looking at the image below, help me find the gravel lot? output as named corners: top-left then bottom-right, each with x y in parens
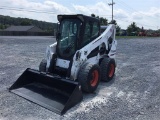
top-left (0, 36), bottom-right (160, 120)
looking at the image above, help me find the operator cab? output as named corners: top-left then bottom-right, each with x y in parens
top-left (56, 14), bottom-right (100, 60)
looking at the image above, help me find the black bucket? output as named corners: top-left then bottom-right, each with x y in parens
top-left (9, 68), bottom-right (83, 115)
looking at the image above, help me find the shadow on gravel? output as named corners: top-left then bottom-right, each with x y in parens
top-left (102, 75), bottom-right (116, 87)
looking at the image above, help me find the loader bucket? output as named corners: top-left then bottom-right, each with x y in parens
top-left (9, 68), bottom-right (83, 115)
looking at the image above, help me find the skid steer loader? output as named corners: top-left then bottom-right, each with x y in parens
top-left (9, 14), bottom-right (117, 115)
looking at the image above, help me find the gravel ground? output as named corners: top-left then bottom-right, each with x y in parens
top-left (0, 36), bottom-right (160, 120)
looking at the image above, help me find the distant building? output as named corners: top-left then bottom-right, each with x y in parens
top-left (4, 26), bottom-right (44, 32)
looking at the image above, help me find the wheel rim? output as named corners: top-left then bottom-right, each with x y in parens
top-left (90, 70), bottom-right (99, 87)
top-left (108, 64), bottom-right (115, 78)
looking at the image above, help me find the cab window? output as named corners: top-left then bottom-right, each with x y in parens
top-left (81, 21), bottom-right (99, 47)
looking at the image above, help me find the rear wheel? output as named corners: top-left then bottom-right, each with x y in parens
top-left (78, 63), bottom-right (101, 93)
top-left (100, 58), bottom-right (115, 82)
top-left (39, 59), bottom-right (47, 72)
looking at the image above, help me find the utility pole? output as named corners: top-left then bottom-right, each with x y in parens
top-left (108, 0), bottom-right (115, 22)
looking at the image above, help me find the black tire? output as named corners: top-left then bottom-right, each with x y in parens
top-left (39, 59), bottom-right (47, 72)
top-left (100, 58), bottom-right (115, 82)
top-left (78, 63), bottom-right (101, 93)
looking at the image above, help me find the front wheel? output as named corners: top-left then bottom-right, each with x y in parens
top-left (100, 58), bottom-right (115, 82)
top-left (39, 59), bottom-right (47, 72)
top-left (78, 63), bottom-right (101, 93)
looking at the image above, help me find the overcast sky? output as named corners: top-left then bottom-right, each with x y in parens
top-left (0, 0), bottom-right (159, 30)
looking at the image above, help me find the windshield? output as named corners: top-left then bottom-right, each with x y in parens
top-left (57, 19), bottom-right (81, 58)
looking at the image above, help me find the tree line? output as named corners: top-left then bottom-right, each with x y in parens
top-left (0, 14), bottom-right (137, 35)
top-left (91, 14), bottom-right (145, 36)
top-left (0, 14), bottom-right (157, 36)
top-left (0, 15), bottom-right (56, 33)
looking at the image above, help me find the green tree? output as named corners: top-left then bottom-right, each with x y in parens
top-left (20, 20), bottom-right (32, 26)
top-left (0, 24), bottom-right (3, 29)
top-left (0, 24), bottom-right (7, 30)
top-left (91, 14), bottom-right (96, 17)
top-left (127, 22), bottom-right (140, 36)
top-left (99, 17), bottom-right (108, 25)
top-left (116, 25), bottom-right (121, 36)
top-left (109, 20), bottom-right (117, 25)
top-left (109, 19), bottom-right (121, 36)
top-left (91, 14), bottom-right (108, 25)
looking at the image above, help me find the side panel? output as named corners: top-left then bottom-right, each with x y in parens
top-left (56, 58), bottom-right (70, 68)
top-left (108, 40), bottom-right (117, 58)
